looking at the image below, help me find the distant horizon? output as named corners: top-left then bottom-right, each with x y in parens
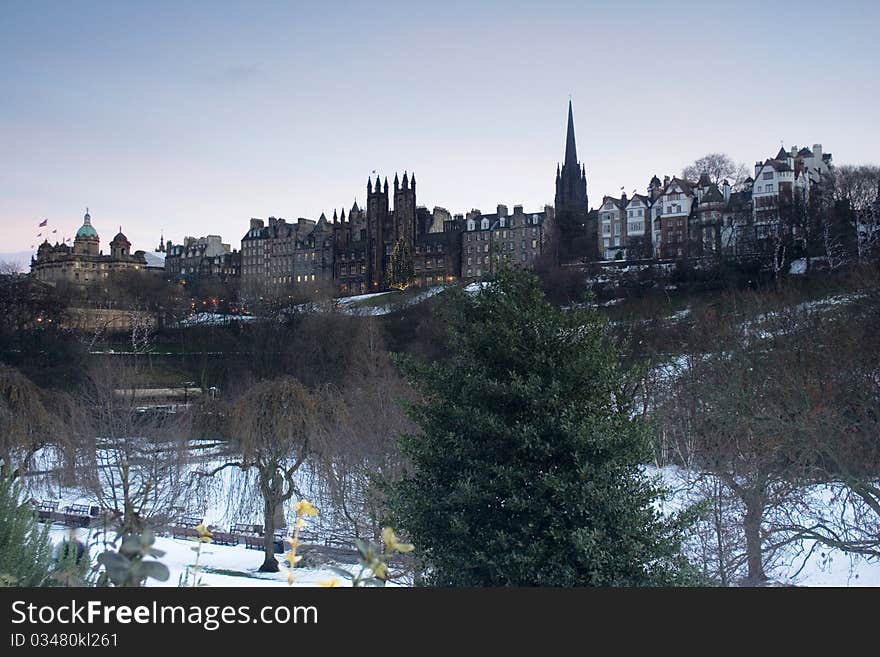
top-left (3, 1), bottom-right (879, 255)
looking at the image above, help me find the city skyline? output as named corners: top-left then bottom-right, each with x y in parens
top-left (3, 0), bottom-right (879, 255)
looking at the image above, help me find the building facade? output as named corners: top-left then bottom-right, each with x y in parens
top-left (164, 235), bottom-right (239, 285)
top-left (31, 210), bottom-right (161, 291)
top-left (461, 204), bottom-right (551, 278)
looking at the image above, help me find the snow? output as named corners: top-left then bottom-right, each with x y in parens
top-left (333, 291), bottom-right (393, 305)
top-left (49, 526), bottom-right (367, 587)
top-left (650, 465), bottom-right (880, 587)
top-left (176, 312), bottom-right (257, 327)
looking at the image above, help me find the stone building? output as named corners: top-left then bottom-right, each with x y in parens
top-left (599, 195), bottom-right (628, 260)
top-left (31, 209), bottom-right (161, 291)
top-left (461, 204), bottom-right (551, 278)
top-left (240, 214), bottom-right (335, 297)
top-left (164, 234), bottom-right (239, 285)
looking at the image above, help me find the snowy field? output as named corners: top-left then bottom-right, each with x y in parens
top-left (49, 526), bottom-right (369, 588)
top-left (653, 465), bottom-right (880, 587)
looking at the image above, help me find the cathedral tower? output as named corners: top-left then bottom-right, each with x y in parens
top-left (554, 101), bottom-right (596, 261)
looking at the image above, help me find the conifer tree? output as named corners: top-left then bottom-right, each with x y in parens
top-left (0, 476), bottom-right (53, 586)
top-left (388, 266), bottom-right (697, 586)
top-left (387, 238), bottom-right (414, 290)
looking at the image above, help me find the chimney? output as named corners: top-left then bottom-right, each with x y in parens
top-left (268, 216), bottom-right (277, 228)
top-left (497, 204), bottom-right (509, 217)
top-left (722, 179), bottom-right (731, 203)
top-left (513, 205), bottom-right (524, 215)
top-left (250, 218), bottom-right (264, 230)
top-left (813, 144), bottom-right (822, 159)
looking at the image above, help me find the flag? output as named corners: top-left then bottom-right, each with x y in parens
top-left (38, 218), bottom-right (48, 227)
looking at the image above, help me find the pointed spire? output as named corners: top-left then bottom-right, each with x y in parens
top-left (564, 100), bottom-right (578, 169)
top-left (367, 177), bottom-right (373, 193)
top-left (410, 172), bottom-right (415, 187)
top-left (333, 209), bottom-right (338, 223)
top-left (394, 172), bottom-right (399, 190)
top-left (402, 171), bottom-right (409, 189)
top-left (383, 177), bottom-right (388, 193)
top-left (340, 208), bottom-right (346, 222)
top-left (376, 175), bottom-right (382, 192)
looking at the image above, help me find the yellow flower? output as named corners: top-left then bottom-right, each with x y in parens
top-left (294, 500), bottom-right (318, 517)
top-left (195, 523), bottom-right (213, 541)
top-left (318, 577), bottom-right (340, 587)
top-left (372, 561), bottom-right (388, 580)
top-left (382, 527), bottom-right (414, 553)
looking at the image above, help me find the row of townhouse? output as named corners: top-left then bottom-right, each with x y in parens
top-left (598, 144), bottom-right (833, 261)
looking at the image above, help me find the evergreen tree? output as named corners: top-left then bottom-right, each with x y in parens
top-left (0, 476), bottom-right (53, 586)
top-left (387, 238), bottom-right (414, 290)
top-left (388, 266), bottom-right (697, 586)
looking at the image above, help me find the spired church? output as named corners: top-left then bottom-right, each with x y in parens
top-left (30, 209), bottom-right (162, 291)
top-left (553, 100), bottom-right (596, 262)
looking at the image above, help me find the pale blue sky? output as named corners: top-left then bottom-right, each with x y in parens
top-left (2, 0), bottom-right (878, 254)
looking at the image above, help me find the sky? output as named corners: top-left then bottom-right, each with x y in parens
top-left (2, 0), bottom-right (879, 256)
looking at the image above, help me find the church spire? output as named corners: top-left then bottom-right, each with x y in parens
top-left (564, 99), bottom-right (578, 169)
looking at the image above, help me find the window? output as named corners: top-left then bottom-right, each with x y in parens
top-left (763, 172), bottom-right (773, 180)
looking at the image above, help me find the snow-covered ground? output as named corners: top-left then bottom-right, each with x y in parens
top-left (50, 526), bottom-right (366, 587)
top-left (652, 465), bottom-right (880, 587)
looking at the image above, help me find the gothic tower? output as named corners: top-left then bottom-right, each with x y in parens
top-left (393, 171), bottom-right (417, 246)
top-left (366, 175), bottom-right (389, 288)
top-left (554, 101), bottom-right (596, 261)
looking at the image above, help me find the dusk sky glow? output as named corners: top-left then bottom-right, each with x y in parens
top-left (2, 0), bottom-right (878, 257)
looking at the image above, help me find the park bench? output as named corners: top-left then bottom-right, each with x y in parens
top-left (170, 514), bottom-right (204, 539)
top-left (231, 522), bottom-right (262, 536)
top-left (63, 504), bottom-right (92, 527)
top-left (210, 528), bottom-right (238, 546)
top-left (35, 500), bottom-right (58, 521)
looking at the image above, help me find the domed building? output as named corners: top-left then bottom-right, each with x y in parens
top-left (31, 209), bottom-right (162, 291)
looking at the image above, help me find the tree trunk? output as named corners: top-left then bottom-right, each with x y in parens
top-left (259, 494), bottom-right (279, 572)
top-left (742, 494), bottom-right (766, 585)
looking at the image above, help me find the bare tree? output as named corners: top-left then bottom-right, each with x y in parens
top-left (655, 291), bottom-right (822, 584)
top-left (0, 365), bottom-right (61, 480)
top-left (831, 165), bottom-right (880, 261)
top-left (682, 153), bottom-right (750, 188)
top-left (311, 318), bottom-right (412, 542)
top-left (214, 377), bottom-right (319, 572)
top-left (71, 360), bottom-right (194, 534)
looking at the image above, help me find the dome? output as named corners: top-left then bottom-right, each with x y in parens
top-left (76, 224), bottom-right (98, 239)
top-left (75, 209), bottom-right (98, 239)
top-left (112, 231), bottom-right (129, 243)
